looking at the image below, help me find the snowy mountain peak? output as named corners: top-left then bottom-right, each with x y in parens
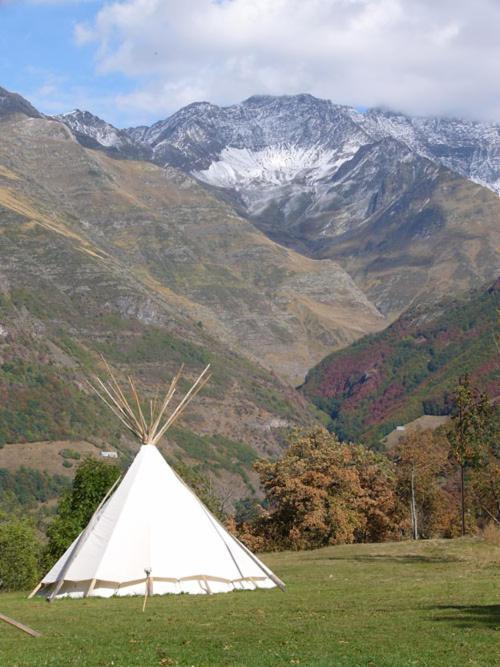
top-left (56, 109), bottom-right (129, 149)
top-left (55, 92), bottom-right (500, 197)
top-left (56, 108), bottom-right (152, 160)
top-left (124, 94), bottom-right (369, 173)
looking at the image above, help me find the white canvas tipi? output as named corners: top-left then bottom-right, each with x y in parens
top-left (32, 363), bottom-right (284, 599)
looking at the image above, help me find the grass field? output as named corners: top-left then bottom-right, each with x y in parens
top-left (0, 538), bottom-right (498, 667)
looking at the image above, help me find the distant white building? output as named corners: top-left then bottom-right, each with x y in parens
top-left (100, 451), bottom-right (118, 459)
top-left (396, 426), bottom-right (405, 432)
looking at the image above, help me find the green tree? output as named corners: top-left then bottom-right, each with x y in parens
top-left (448, 376), bottom-right (495, 535)
top-left (234, 496), bottom-right (263, 524)
top-left (0, 514), bottom-right (41, 591)
top-left (44, 458), bottom-right (121, 567)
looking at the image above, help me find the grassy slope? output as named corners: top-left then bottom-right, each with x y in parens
top-left (0, 109), bottom-right (381, 501)
top-left (0, 539), bottom-right (498, 666)
top-left (0, 114), bottom-right (384, 384)
top-left (301, 281), bottom-right (500, 444)
top-left (0, 113), bottom-right (334, 499)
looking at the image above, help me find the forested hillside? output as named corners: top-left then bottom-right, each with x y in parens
top-left (302, 280), bottom-right (500, 444)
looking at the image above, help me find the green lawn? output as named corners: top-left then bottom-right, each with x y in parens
top-left (1, 539), bottom-right (498, 667)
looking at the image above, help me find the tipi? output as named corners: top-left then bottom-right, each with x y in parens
top-left (32, 363), bottom-right (284, 600)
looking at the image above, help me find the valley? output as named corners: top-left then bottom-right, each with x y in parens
top-left (0, 85), bottom-right (498, 506)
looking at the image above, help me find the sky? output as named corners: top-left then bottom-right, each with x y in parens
top-left (1, 0), bottom-right (500, 128)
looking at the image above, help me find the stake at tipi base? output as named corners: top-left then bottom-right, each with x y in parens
top-left (33, 361), bottom-right (284, 599)
top-left (142, 569), bottom-right (153, 612)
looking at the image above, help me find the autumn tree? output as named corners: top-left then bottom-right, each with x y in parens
top-left (448, 376), bottom-right (495, 535)
top-left (469, 455), bottom-right (500, 528)
top-left (249, 428), bottom-right (400, 550)
top-left (392, 429), bottom-right (453, 539)
top-left (468, 404), bottom-right (499, 528)
top-left (349, 443), bottom-right (402, 542)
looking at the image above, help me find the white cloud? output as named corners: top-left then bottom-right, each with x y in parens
top-left (76, 0), bottom-right (500, 121)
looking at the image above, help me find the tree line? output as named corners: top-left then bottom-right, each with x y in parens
top-left (232, 377), bottom-right (498, 551)
top-left (0, 376), bottom-right (497, 591)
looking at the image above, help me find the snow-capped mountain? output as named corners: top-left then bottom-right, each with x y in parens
top-left (56, 94), bottom-right (500, 315)
top-left (356, 108), bottom-right (500, 194)
top-left (57, 94), bottom-right (500, 200)
top-left (129, 95), bottom-right (370, 168)
top-left (119, 94), bottom-right (500, 197)
top-left (123, 95), bottom-right (500, 258)
top-left (123, 95), bottom-right (380, 240)
top-left (55, 109), bottom-right (151, 160)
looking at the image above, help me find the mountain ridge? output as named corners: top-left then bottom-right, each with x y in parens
top-left (49, 90), bottom-right (500, 317)
top-left (21, 88), bottom-right (497, 199)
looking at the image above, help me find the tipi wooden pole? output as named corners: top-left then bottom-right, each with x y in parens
top-left (151, 365), bottom-right (211, 445)
top-left (0, 613), bottom-right (42, 638)
top-left (27, 582), bottom-right (41, 599)
top-left (148, 367), bottom-right (183, 438)
top-left (142, 570), bottom-right (153, 612)
top-left (203, 576), bottom-right (213, 594)
top-left (85, 578), bottom-right (97, 598)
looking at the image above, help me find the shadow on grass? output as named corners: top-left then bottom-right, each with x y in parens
top-left (324, 554), bottom-right (460, 564)
top-left (430, 604), bottom-right (500, 629)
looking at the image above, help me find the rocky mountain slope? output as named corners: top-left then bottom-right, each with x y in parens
top-left (0, 85), bottom-right (41, 119)
top-left (58, 93), bottom-right (500, 317)
top-left (301, 279), bottom-right (500, 445)
top-left (2, 89), bottom-right (387, 383)
top-left (357, 108), bottom-right (500, 194)
top-left (0, 87), bottom-right (390, 498)
top-left (56, 109), bottom-right (151, 161)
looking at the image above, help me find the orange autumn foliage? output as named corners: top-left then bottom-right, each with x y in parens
top-left (245, 428), bottom-right (401, 550)
top-left (391, 429), bottom-right (459, 538)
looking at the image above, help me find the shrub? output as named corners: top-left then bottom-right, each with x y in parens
top-left (482, 522), bottom-right (500, 546)
top-left (0, 515), bottom-right (41, 591)
top-left (59, 448), bottom-right (81, 460)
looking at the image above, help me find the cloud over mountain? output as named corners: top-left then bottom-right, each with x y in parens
top-left (76, 0), bottom-right (500, 121)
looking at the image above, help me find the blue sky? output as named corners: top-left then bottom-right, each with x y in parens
top-left (1, 1), bottom-right (499, 128)
top-left (0, 1), bottom-right (140, 126)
